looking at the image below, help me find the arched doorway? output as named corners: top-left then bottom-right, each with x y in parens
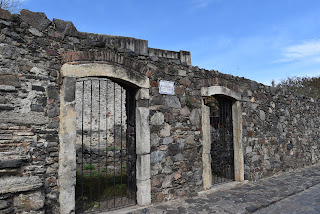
top-left (201, 86), bottom-right (244, 190)
top-left (59, 63), bottom-right (151, 214)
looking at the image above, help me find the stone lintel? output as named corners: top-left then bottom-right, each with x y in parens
top-left (61, 63), bottom-right (149, 89)
top-left (201, 86), bottom-right (241, 101)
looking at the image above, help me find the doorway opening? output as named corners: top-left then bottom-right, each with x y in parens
top-left (204, 95), bottom-right (235, 184)
top-left (75, 77), bottom-right (137, 213)
top-left (201, 86), bottom-right (244, 190)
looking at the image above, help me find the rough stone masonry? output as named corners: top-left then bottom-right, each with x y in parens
top-left (0, 8), bottom-right (319, 214)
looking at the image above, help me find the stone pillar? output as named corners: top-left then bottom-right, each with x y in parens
top-left (135, 88), bottom-right (151, 206)
top-left (58, 77), bottom-right (77, 214)
top-left (232, 101), bottom-right (244, 182)
top-left (201, 102), bottom-right (212, 190)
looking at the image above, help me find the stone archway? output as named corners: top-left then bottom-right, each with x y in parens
top-left (201, 86), bottom-right (244, 190)
top-left (58, 63), bottom-right (151, 214)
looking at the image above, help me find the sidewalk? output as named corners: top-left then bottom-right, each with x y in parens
top-left (130, 164), bottom-right (320, 214)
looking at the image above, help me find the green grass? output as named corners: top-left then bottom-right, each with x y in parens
top-left (76, 169), bottom-right (130, 210)
top-left (84, 164), bottom-right (95, 170)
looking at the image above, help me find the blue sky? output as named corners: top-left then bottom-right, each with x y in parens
top-left (22, 0), bottom-right (320, 85)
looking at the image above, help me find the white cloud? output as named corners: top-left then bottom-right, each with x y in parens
top-left (277, 39), bottom-right (320, 63)
top-left (191, 0), bottom-right (213, 8)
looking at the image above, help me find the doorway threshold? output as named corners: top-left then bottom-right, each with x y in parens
top-left (198, 180), bottom-right (248, 196)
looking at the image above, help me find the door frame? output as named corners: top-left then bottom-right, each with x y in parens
top-left (58, 63), bottom-right (151, 214)
top-left (201, 86), bottom-right (244, 190)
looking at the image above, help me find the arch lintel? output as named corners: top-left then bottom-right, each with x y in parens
top-left (61, 63), bottom-right (149, 89)
top-left (201, 86), bottom-right (241, 101)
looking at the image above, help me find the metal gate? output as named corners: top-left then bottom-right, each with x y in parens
top-left (75, 78), bottom-right (137, 213)
top-left (204, 96), bottom-right (234, 184)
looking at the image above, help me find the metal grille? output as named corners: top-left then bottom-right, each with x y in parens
top-left (75, 78), bottom-right (136, 213)
top-left (204, 96), bottom-right (235, 185)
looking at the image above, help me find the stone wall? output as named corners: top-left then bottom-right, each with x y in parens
top-left (0, 8), bottom-right (319, 213)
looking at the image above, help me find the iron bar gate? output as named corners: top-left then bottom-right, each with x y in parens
top-left (75, 78), bottom-right (136, 213)
top-left (204, 96), bottom-right (235, 185)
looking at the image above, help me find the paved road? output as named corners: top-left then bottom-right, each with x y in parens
top-left (126, 164), bottom-right (320, 214)
top-left (256, 183), bottom-right (320, 214)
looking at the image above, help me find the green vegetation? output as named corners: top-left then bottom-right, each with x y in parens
top-left (75, 169), bottom-right (130, 211)
top-left (275, 76), bottom-right (320, 99)
top-left (84, 164), bottom-right (95, 170)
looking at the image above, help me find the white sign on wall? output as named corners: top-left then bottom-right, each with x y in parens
top-left (159, 80), bottom-right (175, 95)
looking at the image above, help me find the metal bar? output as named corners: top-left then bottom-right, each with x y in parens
top-left (105, 80), bottom-right (109, 210)
top-left (81, 80), bottom-right (84, 209)
top-left (120, 87), bottom-right (123, 206)
top-left (90, 80), bottom-right (93, 206)
top-left (113, 82), bottom-right (116, 208)
top-left (223, 101), bottom-right (227, 182)
top-left (126, 89), bottom-right (130, 204)
top-left (98, 80), bottom-right (101, 210)
top-left (133, 90), bottom-right (137, 203)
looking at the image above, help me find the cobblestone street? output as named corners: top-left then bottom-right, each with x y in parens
top-left (123, 164), bottom-right (320, 214)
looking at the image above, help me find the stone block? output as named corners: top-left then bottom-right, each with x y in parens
top-left (0, 159), bottom-right (24, 169)
top-left (30, 104), bottom-right (44, 112)
top-left (190, 109), bottom-right (200, 127)
top-left (178, 70), bottom-right (187, 76)
top-left (0, 104), bottom-right (14, 111)
top-left (161, 174), bottom-right (173, 188)
top-left (168, 143), bottom-right (180, 156)
top-left (0, 207), bottom-right (13, 214)
top-left (150, 151), bottom-right (166, 163)
top-left (53, 18), bottom-right (79, 37)
top-left (136, 107), bottom-right (150, 155)
top-left (151, 112), bottom-right (164, 125)
top-left (29, 27), bottom-right (43, 37)
top-left (0, 112), bottom-right (49, 125)
top-left (47, 106), bottom-right (59, 118)
top-left (0, 176), bottom-right (42, 194)
top-left (135, 88), bottom-right (150, 100)
top-left (32, 85), bottom-right (45, 92)
top-left (179, 77), bottom-right (191, 87)
top-left (136, 154), bottom-right (151, 181)
top-left (63, 77), bottom-right (76, 102)
top-left (0, 8), bottom-right (11, 20)
top-left (180, 106), bottom-right (190, 115)
top-left (20, 9), bottom-right (51, 31)
top-left (0, 96), bottom-right (7, 104)
top-left (136, 99), bottom-right (149, 107)
top-left (0, 74), bottom-right (20, 87)
top-left (150, 55), bottom-right (158, 62)
top-left (136, 179), bottom-right (151, 206)
top-left (47, 86), bottom-right (59, 100)
top-left (260, 110), bottom-right (266, 121)
top-left (47, 121), bottom-right (59, 129)
top-left (165, 96), bottom-right (181, 108)
top-left (13, 191), bottom-right (44, 211)
top-left (0, 85), bottom-right (16, 92)
top-left (160, 123), bottom-right (171, 137)
top-left (0, 200), bottom-right (9, 209)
